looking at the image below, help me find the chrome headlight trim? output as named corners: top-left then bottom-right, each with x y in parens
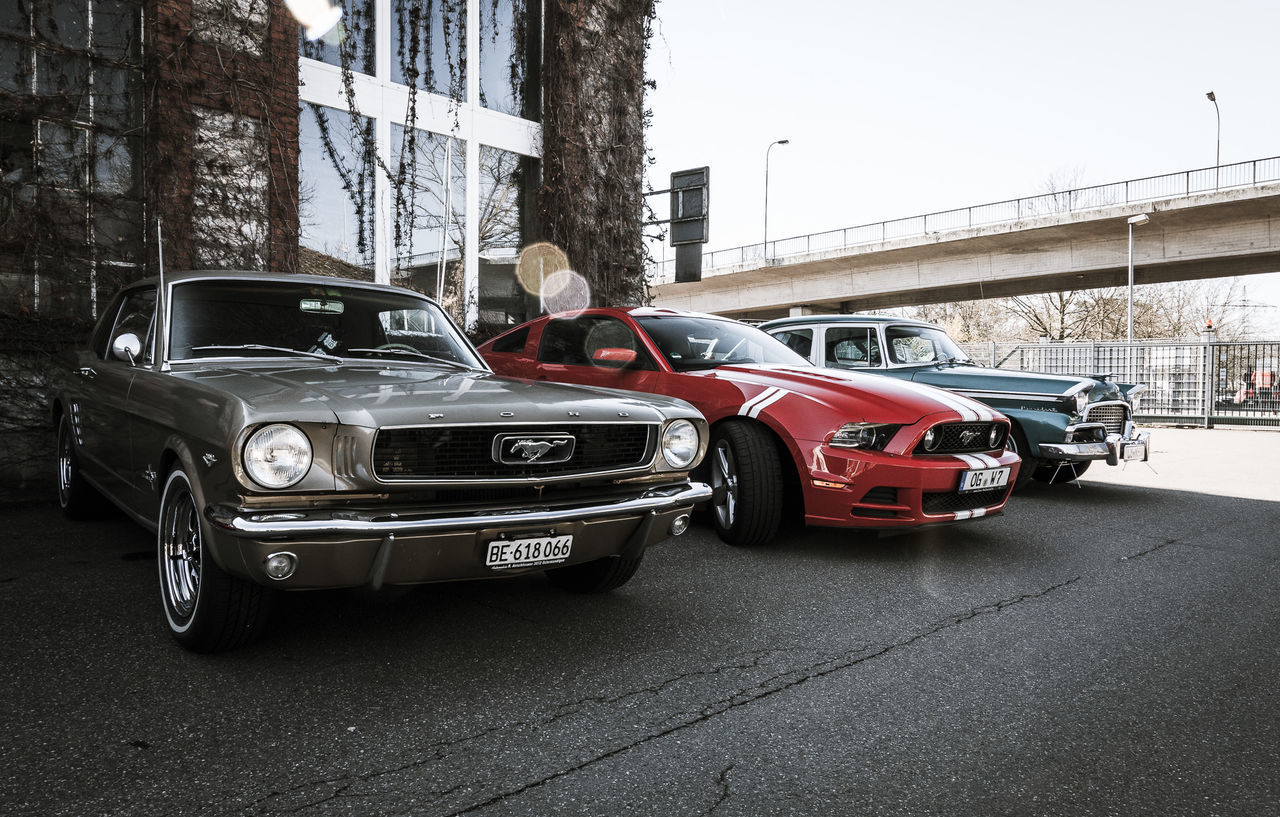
top-left (661, 419), bottom-right (700, 469)
top-left (243, 423), bottom-right (313, 489)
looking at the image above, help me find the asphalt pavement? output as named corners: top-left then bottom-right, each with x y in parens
top-left (2, 427), bottom-right (1278, 816)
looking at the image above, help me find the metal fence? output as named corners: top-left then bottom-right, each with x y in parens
top-left (648, 155), bottom-right (1280, 284)
top-left (956, 339), bottom-right (1280, 428)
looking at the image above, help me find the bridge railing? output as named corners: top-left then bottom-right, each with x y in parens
top-left (955, 339), bottom-right (1280, 429)
top-left (648, 155), bottom-right (1280, 284)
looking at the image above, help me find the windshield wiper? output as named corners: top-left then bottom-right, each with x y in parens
top-left (190, 344), bottom-right (341, 362)
top-left (346, 347), bottom-right (480, 372)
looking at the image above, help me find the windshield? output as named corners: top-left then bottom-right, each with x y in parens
top-left (636, 315), bottom-right (811, 372)
top-left (884, 324), bottom-right (973, 365)
top-left (167, 279), bottom-right (484, 368)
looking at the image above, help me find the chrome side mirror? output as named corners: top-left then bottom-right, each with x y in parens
top-left (111, 333), bottom-right (143, 364)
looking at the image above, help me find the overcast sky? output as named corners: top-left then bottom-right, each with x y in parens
top-left (644, 0), bottom-right (1280, 331)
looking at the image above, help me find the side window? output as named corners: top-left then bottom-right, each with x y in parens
top-left (105, 288), bottom-right (156, 363)
top-left (538, 316), bottom-right (653, 368)
top-left (772, 328), bottom-right (813, 360)
top-left (825, 326), bottom-right (881, 368)
top-left (490, 325), bottom-right (530, 354)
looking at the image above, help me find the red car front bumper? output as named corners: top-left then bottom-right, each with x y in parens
top-left (797, 443), bottom-right (1021, 529)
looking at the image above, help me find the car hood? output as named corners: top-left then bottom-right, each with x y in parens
top-left (701, 364), bottom-right (995, 424)
top-left (904, 364), bottom-right (1130, 402)
top-left (172, 361), bottom-right (693, 427)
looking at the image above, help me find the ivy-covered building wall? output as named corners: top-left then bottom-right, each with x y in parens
top-left (0, 0), bottom-right (655, 499)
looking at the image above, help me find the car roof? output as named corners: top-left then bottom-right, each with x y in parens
top-left (759, 313), bottom-right (937, 330)
top-left (115, 270), bottom-right (422, 295)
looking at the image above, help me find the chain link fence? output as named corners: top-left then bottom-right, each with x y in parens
top-left (956, 338), bottom-right (1280, 428)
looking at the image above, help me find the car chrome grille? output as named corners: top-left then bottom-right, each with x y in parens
top-left (921, 487), bottom-right (1008, 515)
top-left (1082, 403), bottom-right (1128, 434)
top-left (372, 423), bottom-right (656, 481)
top-left (914, 422), bottom-right (1005, 455)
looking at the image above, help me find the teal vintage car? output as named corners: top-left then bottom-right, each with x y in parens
top-left (759, 314), bottom-right (1149, 489)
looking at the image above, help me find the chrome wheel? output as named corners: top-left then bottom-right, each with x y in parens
top-left (710, 439), bottom-right (739, 530)
top-left (56, 418), bottom-right (74, 508)
top-left (159, 471), bottom-right (202, 628)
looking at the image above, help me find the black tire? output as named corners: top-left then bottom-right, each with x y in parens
top-left (545, 553), bottom-right (644, 593)
top-left (56, 413), bottom-right (106, 520)
top-left (158, 468), bottom-right (273, 652)
top-left (1005, 423), bottom-right (1037, 492)
top-left (1033, 460), bottom-right (1092, 485)
top-left (707, 421), bottom-right (784, 547)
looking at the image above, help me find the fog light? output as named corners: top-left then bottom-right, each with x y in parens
top-left (264, 551), bottom-right (297, 580)
top-left (669, 514), bottom-right (691, 536)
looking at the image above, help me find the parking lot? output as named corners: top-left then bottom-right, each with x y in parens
top-left (2, 426), bottom-right (1278, 816)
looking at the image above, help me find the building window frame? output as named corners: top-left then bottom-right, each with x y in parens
top-left (297, 0), bottom-right (541, 329)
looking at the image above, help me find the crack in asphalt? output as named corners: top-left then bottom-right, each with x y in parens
top-left (706, 764), bottom-right (735, 815)
top-left (438, 576), bottom-right (1082, 816)
top-left (1121, 538), bottom-right (1177, 561)
top-left (216, 574), bottom-right (1098, 816)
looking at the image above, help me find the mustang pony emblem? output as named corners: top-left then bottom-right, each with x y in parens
top-left (494, 433), bottom-right (577, 465)
top-left (511, 439), bottom-right (569, 461)
top-left (959, 429), bottom-right (982, 446)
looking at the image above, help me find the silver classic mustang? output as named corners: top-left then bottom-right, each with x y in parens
top-left (52, 272), bottom-right (710, 651)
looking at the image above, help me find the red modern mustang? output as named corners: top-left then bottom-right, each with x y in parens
top-left (479, 308), bottom-right (1020, 546)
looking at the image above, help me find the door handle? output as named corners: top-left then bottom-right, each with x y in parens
top-left (77, 367), bottom-right (97, 379)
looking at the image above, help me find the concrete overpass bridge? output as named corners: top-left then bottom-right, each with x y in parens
top-left (649, 156), bottom-right (1280, 321)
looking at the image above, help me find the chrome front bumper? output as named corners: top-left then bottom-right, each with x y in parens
top-left (207, 481), bottom-right (712, 538)
top-left (1039, 430), bottom-right (1150, 466)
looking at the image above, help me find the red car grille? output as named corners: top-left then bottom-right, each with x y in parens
top-left (921, 487), bottom-right (1009, 515)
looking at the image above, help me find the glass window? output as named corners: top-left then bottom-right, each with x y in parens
top-left (825, 326), bottom-right (882, 368)
top-left (299, 103), bottom-right (376, 277)
top-left (107, 287), bottom-right (155, 363)
top-left (299, 0), bottom-right (375, 76)
top-left (168, 278), bottom-right (482, 367)
top-left (390, 123), bottom-right (466, 307)
top-left (392, 0), bottom-right (466, 98)
top-left (479, 0), bottom-right (532, 117)
top-left (489, 325), bottom-right (528, 353)
top-left (636, 315), bottom-right (810, 372)
top-left (772, 328), bottom-right (813, 359)
top-left (477, 144), bottom-right (534, 330)
top-left (91, 0), bottom-right (142, 61)
top-left (538, 315), bottom-right (650, 368)
top-left (885, 325), bottom-right (971, 365)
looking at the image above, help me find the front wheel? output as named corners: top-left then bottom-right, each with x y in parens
top-left (158, 468), bottom-right (272, 652)
top-left (56, 413), bottom-right (106, 519)
top-left (1004, 423), bottom-right (1036, 491)
top-left (545, 553), bottom-right (644, 593)
top-left (1033, 460), bottom-right (1092, 485)
top-left (708, 422), bottom-right (783, 547)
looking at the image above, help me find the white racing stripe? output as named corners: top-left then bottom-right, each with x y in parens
top-left (739, 386), bottom-right (788, 419)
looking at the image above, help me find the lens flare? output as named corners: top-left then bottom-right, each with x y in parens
top-left (514, 242), bottom-right (571, 298)
top-left (542, 270), bottom-right (591, 314)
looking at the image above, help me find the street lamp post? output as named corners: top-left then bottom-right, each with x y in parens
top-left (764, 139), bottom-right (790, 260)
top-left (1127, 213), bottom-right (1150, 342)
top-left (1206, 91), bottom-right (1220, 187)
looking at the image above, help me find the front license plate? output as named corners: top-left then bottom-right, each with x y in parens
top-left (1123, 442), bottom-right (1147, 461)
top-left (485, 535), bottom-right (573, 570)
top-left (958, 466), bottom-right (1011, 493)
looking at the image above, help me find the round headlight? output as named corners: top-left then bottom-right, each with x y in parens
top-left (922, 427), bottom-right (939, 451)
top-left (661, 419), bottom-right (700, 469)
top-left (1073, 391), bottom-right (1089, 415)
top-left (988, 424), bottom-right (1002, 448)
top-left (243, 424), bottom-right (312, 489)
